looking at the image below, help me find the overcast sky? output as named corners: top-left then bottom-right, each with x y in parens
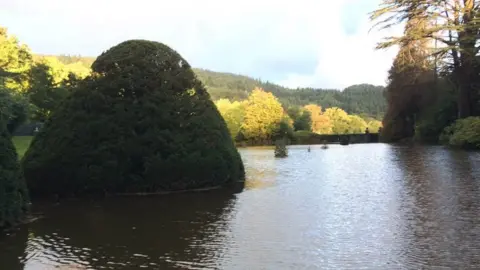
top-left (0, 0), bottom-right (402, 89)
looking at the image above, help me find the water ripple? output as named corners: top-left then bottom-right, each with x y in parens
top-left (1, 144), bottom-right (479, 269)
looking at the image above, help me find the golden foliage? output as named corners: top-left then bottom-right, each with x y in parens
top-left (241, 87), bottom-right (285, 140)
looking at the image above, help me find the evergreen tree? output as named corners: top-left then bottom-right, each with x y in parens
top-left (0, 112), bottom-right (29, 228)
top-left (22, 40), bottom-right (245, 197)
top-left (374, 3), bottom-right (433, 141)
top-left (293, 110), bottom-right (312, 131)
top-left (371, 0), bottom-right (480, 118)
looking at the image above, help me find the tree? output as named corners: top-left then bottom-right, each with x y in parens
top-left (293, 110), bottom-right (312, 131)
top-left (303, 104), bottom-right (324, 132)
top-left (215, 99), bottom-right (246, 140)
top-left (371, 0), bottom-right (480, 118)
top-left (194, 68), bottom-right (386, 118)
top-left (27, 63), bottom-right (71, 122)
top-left (0, 27), bottom-right (32, 92)
top-left (273, 117), bottom-right (294, 140)
top-left (367, 120), bottom-right (383, 133)
top-left (286, 106), bottom-right (311, 131)
top-left (35, 56), bottom-right (90, 85)
top-left (324, 107), bottom-right (352, 134)
top-left (287, 106), bottom-right (302, 121)
top-left (315, 114), bottom-right (334, 134)
top-left (0, 116), bottom-right (29, 228)
top-left (241, 87), bottom-right (284, 141)
top-left (348, 115), bottom-right (368, 133)
top-left (0, 71), bottom-right (29, 133)
top-left (373, 2), bottom-right (434, 141)
top-left (22, 40), bottom-right (245, 198)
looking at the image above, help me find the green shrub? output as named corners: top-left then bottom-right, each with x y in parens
top-left (272, 118), bottom-right (294, 140)
top-left (294, 130), bottom-right (314, 137)
top-left (292, 130), bottom-right (319, 144)
top-left (274, 138), bottom-right (288, 157)
top-left (22, 40), bottom-right (245, 198)
top-left (0, 121), bottom-right (29, 228)
top-left (440, 117), bottom-right (480, 149)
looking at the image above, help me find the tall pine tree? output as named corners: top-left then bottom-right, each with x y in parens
top-left (380, 3), bottom-right (434, 141)
top-left (371, 0), bottom-right (480, 119)
top-left (0, 84), bottom-right (29, 227)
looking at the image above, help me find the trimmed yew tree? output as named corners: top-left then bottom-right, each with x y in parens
top-left (22, 40), bottom-right (245, 197)
top-left (0, 120), bottom-right (29, 228)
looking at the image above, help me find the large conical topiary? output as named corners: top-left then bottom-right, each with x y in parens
top-left (0, 120), bottom-right (29, 228)
top-left (22, 40), bottom-right (245, 197)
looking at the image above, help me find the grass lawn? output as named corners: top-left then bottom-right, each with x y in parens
top-left (12, 136), bottom-right (33, 159)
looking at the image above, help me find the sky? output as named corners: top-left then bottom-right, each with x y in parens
top-left (0, 0), bottom-right (402, 89)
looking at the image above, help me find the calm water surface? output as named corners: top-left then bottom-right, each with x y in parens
top-left (1, 144), bottom-right (480, 269)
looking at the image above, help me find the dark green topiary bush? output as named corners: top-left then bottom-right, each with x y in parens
top-left (0, 120), bottom-right (29, 228)
top-left (22, 40), bottom-right (245, 197)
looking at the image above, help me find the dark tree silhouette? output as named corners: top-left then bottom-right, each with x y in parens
top-left (22, 40), bottom-right (245, 198)
top-left (0, 119), bottom-right (29, 228)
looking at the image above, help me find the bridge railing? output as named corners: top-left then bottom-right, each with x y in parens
top-left (291, 132), bottom-right (379, 145)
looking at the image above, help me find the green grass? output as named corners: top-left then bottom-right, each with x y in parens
top-left (12, 136), bottom-right (33, 159)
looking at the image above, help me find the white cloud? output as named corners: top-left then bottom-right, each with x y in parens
top-left (0, 0), bottom-right (403, 89)
top-left (277, 1), bottom-right (403, 89)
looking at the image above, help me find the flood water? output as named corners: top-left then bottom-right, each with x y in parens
top-left (1, 144), bottom-right (480, 269)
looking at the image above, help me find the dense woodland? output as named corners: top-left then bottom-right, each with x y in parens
top-left (370, 0), bottom-right (480, 148)
top-left (215, 89), bottom-right (383, 145)
top-left (194, 69), bottom-right (387, 119)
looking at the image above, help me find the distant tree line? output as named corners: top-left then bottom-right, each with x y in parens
top-left (195, 69), bottom-right (387, 120)
top-left (215, 87), bottom-right (382, 145)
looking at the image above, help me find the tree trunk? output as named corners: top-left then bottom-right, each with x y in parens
top-left (456, 0), bottom-right (477, 118)
top-left (457, 81), bottom-right (472, 118)
top-left (456, 62), bottom-right (477, 118)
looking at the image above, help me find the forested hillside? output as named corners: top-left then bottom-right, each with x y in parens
top-left (194, 69), bottom-right (386, 118)
top-left (43, 55), bottom-right (386, 119)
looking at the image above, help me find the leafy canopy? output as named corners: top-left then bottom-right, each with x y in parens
top-left (241, 87), bottom-right (285, 141)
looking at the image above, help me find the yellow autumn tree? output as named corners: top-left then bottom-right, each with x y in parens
top-left (315, 114), bottom-right (334, 134)
top-left (36, 57), bottom-right (71, 85)
top-left (367, 120), bottom-right (383, 133)
top-left (64, 61), bottom-right (91, 78)
top-left (324, 107), bottom-right (351, 134)
top-left (304, 104), bottom-right (321, 131)
top-left (215, 98), bottom-right (246, 140)
top-left (34, 56), bottom-right (91, 86)
top-left (241, 87), bottom-right (284, 141)
top-left (0, 27), bottom-right (33, 92)
top-left (304, 104), bottom-right (322, 117)
top-left (303, 104), bottom-right (334, 134)
top-left (348, 115), bottom-right (368, 133)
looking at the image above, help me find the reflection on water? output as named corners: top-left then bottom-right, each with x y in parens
top-left (1, 144), bottom-right (480, 269)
